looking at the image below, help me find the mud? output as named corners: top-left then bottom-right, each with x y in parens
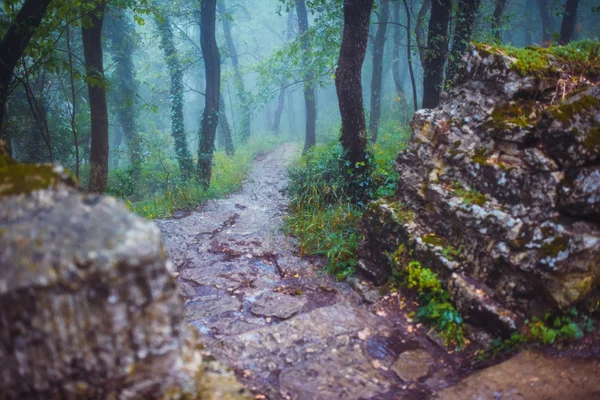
top-left (157, 145), bottom-right (600, 399)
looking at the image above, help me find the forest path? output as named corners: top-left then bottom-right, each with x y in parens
top-left (156, 144), bottom-right (600, 400)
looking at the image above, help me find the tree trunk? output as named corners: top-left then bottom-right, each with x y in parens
top-left (83, 2), bottom-right (109, 193)
top-left (559, 0), bottom-right (579, 45)
top-left (197, 0), bottom-right (220, 187)
top-left (392, 0), bottom-right (409, 120)
top-left (336, 0), bottom-right (373, 178)
top-left (156, 16), bottom-right (194, 176)
top-left (446, 0), bottom-right (481, 87)
top-left (0, 0), bottom-right (53, 134)
top-left (218, 0), bottom-right (251, 142)
top-left (415, 0), bottom-right (431, 67)
top-left (402, 0), bottom-right (419, 113)
top-left (492, 0), bottom-right (507, 41)
top-left (536, 0), bottom-right (556, 45)
top-left (368, 0), bottom-right (389, 143)
top-left (218, 93), bottom-right (235, 156)
top-left (271, 9), bottom-right (295, 135)
top-left (106, 8), bottom-right (142, 181)
top-left (295, 0), bottom-right (316, 154)
top-left (422, 0), bottom-right (451, 109)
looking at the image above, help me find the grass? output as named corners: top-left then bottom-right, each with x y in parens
top-left (108, 134), bottom-right (281, 219)
top-left (285, 125), bottom-right (411, 280)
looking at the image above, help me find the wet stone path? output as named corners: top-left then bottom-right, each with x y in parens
top-left (156, 145), bottom-right (600, 400)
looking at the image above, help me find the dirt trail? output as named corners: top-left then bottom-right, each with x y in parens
top-left (157, 145), bottom-right (600, 400)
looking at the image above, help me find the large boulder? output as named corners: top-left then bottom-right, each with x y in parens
top-left (358, 43), bottom-right (600, 335)
top-left (0, 148), bottom-right (250, 399)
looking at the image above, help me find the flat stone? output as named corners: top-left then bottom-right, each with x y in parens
top-left (186, 295), bottom-right (242, 321)
top-left (434, 350), bottom-right (600, 400)
top-left (392, 350), bottom-right (434, 382)
top-left (250, 291), bottom-right (307, 319)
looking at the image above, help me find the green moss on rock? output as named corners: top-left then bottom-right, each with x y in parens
top-left (550, 95), bottom-right (600, 126)
top-left (0, 156), bottom-right (67, 196)
top-left (540, 236), bottom-right (569, 258)
top-left (421, 233), bottom-right (445, 248)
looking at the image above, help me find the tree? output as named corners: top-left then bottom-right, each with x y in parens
top-left (295, 0), bottom-right (317, 154)
top-left (82, 1), bottom-right (109, 193)
top-left (156, 15), bottom-right (195, 176)
top-left (0, 0), bottom-right (54, 154)
top-left (559, 0), bottom-right (580, 45)
top-left (422, 0), bottom-right (451, 109)
top-left (368, 0), bottom-right (389, 143)
top-left (446, 0), bottom-right (481, 86)
top-left (218, 92), bottom-right (235, 156)
top-left (415, 0), bottom-right (431, 66)
top-left (335, 0), bottom-right (374, 181)
top-left (105, 8), bottom-right (142, 181)
top-left (492, 0), bottom-right (507, 41)
top-left (271, 9), bottom-right (295, 135)
top-left (391, 0), bottom-right (409, 119)
top-left (218, 0), bottom-right (251, 142)
top-left (197, 0), bottom-right (220, 187)
top-left (401, 0), bottom-right (418, 112)
top-left (536, 0), bottom-right (556, 45)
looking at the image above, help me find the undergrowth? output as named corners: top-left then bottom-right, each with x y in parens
top-left (285, 126), bottom-right (410, 279)
top-left (389, 245), bottom-right (467, 349)
top-left (109, 134), bottom-right (281, 219)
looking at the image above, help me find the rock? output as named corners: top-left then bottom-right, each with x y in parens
top-left (434, 350), bottom-right (600, 400)
top-left (358, 43), bottom-right (600, 334)
top-left (392, 350), bottom-right (434, 382)
top-left (250, 291), bottom-right (307, 319)
top-left (0, 154), bottom-right (250, 399)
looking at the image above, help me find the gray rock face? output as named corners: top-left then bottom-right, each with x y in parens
top-left (358, 44), bottom-right (600, 334)
top-left (0, 165), bottom-right (249, 399)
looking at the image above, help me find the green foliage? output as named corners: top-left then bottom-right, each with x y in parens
top-left (453, 182), bottom-right (487, 206)
top-left (389, 246), bottom-right (467, 349)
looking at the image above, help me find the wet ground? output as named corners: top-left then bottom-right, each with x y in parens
top-left (157, 145), bottom-right (600, 400)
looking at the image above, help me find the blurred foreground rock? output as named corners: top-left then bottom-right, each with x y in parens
top-left (358, 43), bottom-right (600, 335)
top-left (0, 145), bottom-right (250, 399)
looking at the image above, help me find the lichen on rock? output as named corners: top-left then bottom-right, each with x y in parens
top-left (358, 42), bottom-right (600, 336)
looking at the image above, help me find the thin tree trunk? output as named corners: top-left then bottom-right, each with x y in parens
top-left (156, 15), bottom-right (194, 176)
top-left (295, 0), bottom-right (316, 154)
top-left (218, 0), bottom-right (251, 142)
top-left (106, 8), bottom-right (142, 181)
top-left (447, 0), bottom-right (481, 87)
top-left (415, 0), bottom-right (431, 67)
top-left (272, 9), bottom-right (295, 135)
top-left (559, 0), bottom-right (579, 45)
top-left (198, 0), bottom-right (221, 187)
top-left (336, 0), bottom-right (373, 179)
top-left (402, 0), bottom-right (418, 113)
top-left (0, 0), bottom-right (53, 133)
top-left (492, 0), bottom-right (507, 41)
top-left (66, 22), bottom-right (80, 180)
top-left (368, 0), bottom-right (389, 143)
top-left (218, 93), bottom-right (234, 156)
top-left (422, 0), bottom-right (451, 109)
top-left (82, 2), bottom-right (109, 193)
top-left (392, 0), bottom-right (409, 120)
top-left (536, 0), bottom-right (555, 45)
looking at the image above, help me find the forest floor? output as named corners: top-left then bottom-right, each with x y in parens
top-left (156, 145), bottom-right (600, 399)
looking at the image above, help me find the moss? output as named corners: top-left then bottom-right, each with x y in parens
top-left (421, 233), bottom-right (445, 248)
top-left (389, 201), bottom-right (415, 224)
top-left (473, 40), bottom-right (600, 77)
top-left (453, 182), bottom-right (487, 206)
top-left (540, 236), bottom-right (569, 258)
top-left (550, 95), bottom-right (600, 126)
top-left (0, 155), bottom-right (68, 196)
top-left (541, 226), bottom-right (555, 239)
top-left (583, 126), bottom-right (600, 149)
top-left (473, 148), bottom-right (489, 166)
top-left (486, 101), bottom-right (537, 133)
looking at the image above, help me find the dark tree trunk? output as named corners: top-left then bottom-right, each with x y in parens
top-left (415, 0), bottom-right (431, 67)
top-left (82, 2), bottom-right (109, 193)
top-left (492, 0), bottom-right (507, 41)
top-left (218, 94), bottom-right (234, 156)
top-left (271, 9), bottom-right (295, 135)
top-left (402, 0), bottom-right (418, 113)
top-left (422, 0), bottom-right (451, 109)
top-left (218, 0), bottom-right (251, 142)
top-left (106, 8), bottom-right (142, 180)
top-left (156, 15), bottom-right (194, 176)
top-left (295, 0), bottom-right (317, 154)
top-left (0, 0), bottom-right (53, 136)
top-left (536, 0), bottom-right (556, 45)
top-left (446, 0), bottom-right (481, 87)
top-left (392, 0), bottom-right (409, 119)
top-left (198, 0), bottom-right (221, 187)
top-left (336, 0), bottom-right (373, 177)
top-left (559, 0), bottom-right (579, 45)
top-left (368, 0), bottom-right (389, 143)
